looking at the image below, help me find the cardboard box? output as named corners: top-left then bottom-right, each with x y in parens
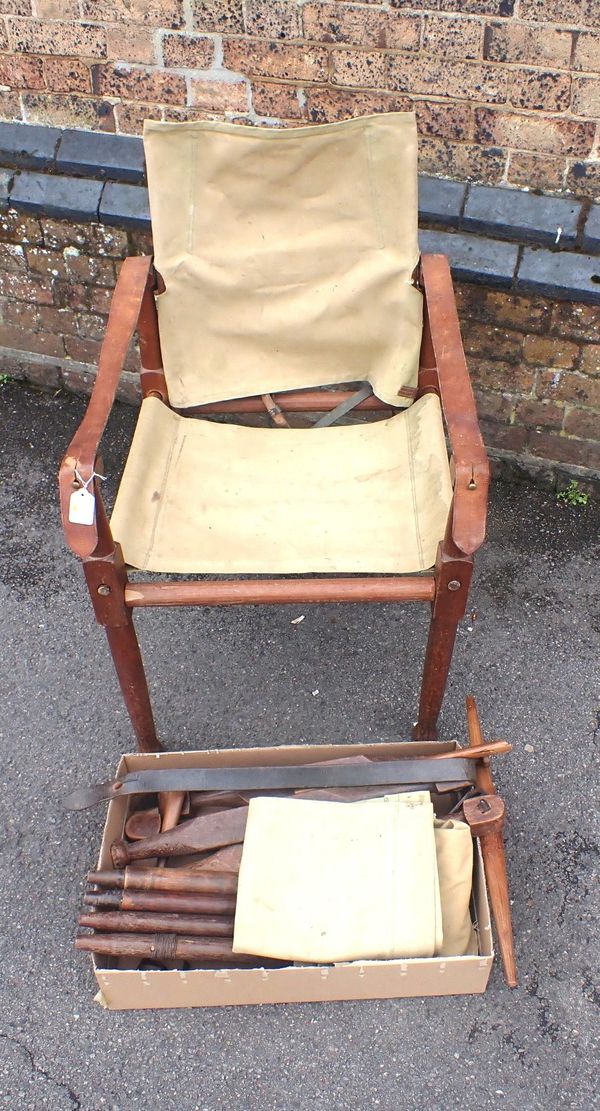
top-left (91, 740), bottom-right (493, 1009)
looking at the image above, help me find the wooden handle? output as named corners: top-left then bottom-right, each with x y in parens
top-left (75, 932), bottom-right (254, 963)
top-left (88, 867), bottom-right (237, 896)
top-left (79, 911), bottom-right (234, 938)
top-left (84, 888), bottom-right (236, 916)
top-left (111, 806), bottom-right (248, 868)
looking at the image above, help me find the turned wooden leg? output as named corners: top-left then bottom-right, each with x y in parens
top-left (413, 541), bottom-right (473, 742)
top-left (84, 546), bottom-right (161, 753)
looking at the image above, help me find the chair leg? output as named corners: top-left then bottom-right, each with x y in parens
top-left (413, 544), bottom-right (473, 742)
top-left (84, 550), bottom-right (162, 753)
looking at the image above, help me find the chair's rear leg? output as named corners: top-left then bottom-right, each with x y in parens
top-left (413, 544), bottom-right (473, 742)
top-left (84, 549), bottom-right (162, 753)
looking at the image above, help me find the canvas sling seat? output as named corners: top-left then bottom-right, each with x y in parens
top-left (110, 393), bottom-right (452, 574)
top-left (59, 109), bottom-right (490, 753)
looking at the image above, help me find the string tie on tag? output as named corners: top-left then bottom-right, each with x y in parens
top-left (74, 467), bottom-right (107, 490)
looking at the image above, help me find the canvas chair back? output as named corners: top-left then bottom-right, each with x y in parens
top-left (143, 113), bottom-right (422, 409)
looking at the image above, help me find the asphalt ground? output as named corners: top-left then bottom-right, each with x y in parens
top-left (0, 381), bottom-right (598, 1111)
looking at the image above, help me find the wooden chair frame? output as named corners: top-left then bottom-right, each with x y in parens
top-left (59, 252), bottom-right (489, 752)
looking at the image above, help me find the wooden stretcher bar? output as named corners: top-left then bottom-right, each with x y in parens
top-left (124, 576), bottom-right (436, 608)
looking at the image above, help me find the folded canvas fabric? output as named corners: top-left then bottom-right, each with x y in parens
top-left (232, 792), bottom-right (442, 963)
top-left (434, 818), bottom-right (477, 957)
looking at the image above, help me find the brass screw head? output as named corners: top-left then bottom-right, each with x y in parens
top-left (448, 579), bottom-right (461, 591)
top-left (97, 584), bottom-right (111, 596)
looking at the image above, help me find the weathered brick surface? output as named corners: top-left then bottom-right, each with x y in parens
top-left (0, 1), bottom-right (597, 198)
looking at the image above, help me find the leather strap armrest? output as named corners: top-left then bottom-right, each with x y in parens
top-left (58, 255), bottom-right (154, 558)
top-left (421, 253), bottom-right (490, 556)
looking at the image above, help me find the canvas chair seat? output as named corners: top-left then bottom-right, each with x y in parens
top-left (110, 393), bottom-right (452, 574)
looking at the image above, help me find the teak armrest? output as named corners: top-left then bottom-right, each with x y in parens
top-left (58, 255), bottom-right (154, 559)
top-left (421, 254), bottom-right (490, 556)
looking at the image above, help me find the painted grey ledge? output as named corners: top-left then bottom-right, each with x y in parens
top-left (3, 172), bottom-right (600, 306)
top-left (1, 120), bottom-right (599, 256)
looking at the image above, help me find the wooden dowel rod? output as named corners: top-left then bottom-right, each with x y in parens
top-left (79, 911), bottom-right (234, 938)
top-left (88, 867), bottom-right (237, 896)
top-left (84, 889), bottom-right (237, 916)
top-left (75, 932), bottom-right (254, 963)
top-left (125, 576), bottom-right (436, 609)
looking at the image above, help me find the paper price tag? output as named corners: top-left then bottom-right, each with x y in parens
top-left (69, 486), bottom-right (96, 525)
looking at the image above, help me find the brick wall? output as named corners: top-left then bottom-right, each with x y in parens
top-left (1, 205), bottom-right (599, 482)
top-left (0, 2), bottom-right (599, 199)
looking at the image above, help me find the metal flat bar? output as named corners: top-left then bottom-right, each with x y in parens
top-left (313, 384), bottom-right (374, 428)
top-left (125, 576), bottom-right (436, 608)
top-left (63, 758), bottom-right (475, 811)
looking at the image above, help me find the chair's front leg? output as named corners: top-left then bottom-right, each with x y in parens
top-left (413, 539), bottom-right (473, 742)
top-left (84, 537), bottom-right (161, 754)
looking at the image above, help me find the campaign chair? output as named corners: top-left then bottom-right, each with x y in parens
top-left (59, 113), bottom-right (489, 752)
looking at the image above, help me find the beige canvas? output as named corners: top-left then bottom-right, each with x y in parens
top-left (110, 393), bottom-right (452, 574)
top-left (143, 113), bottom-right (422, 409)
top-left (232, 793), bottom-right (442, 963)
top-left (434, 819), bottom-right (477, 957)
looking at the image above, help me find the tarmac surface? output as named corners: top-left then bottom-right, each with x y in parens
top-left (0, 381), bottom-right (598, 1111)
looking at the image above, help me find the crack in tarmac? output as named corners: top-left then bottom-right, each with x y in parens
top-left (0, 1032), bottom-right (82, 1110)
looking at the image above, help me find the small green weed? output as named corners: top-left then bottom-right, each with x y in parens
top-left (557, 480), bottom-right (589, 508)
top-left (0, 373), bottom-right (9, 386)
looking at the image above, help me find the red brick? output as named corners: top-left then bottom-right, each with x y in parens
top-left (0, 89), bottom-right (21, 118)
top-left (43, 57), bottom-right (92, 94)
top-left (303, 4), bottom-right (419, 51)
top-left (507, 151), bottom-right (566, 192)
top-left (572, 76), bottom-right (600, 117)
top-left (305, 85), bottom-right (407, 123)
top-left (35, 0), bottom-right (79, 15)
top-left (388, 56), bottom-right (508, 104)
top-left (475, 108), bottom-right (596, 158)
top-left (508, 69), bottom-right (571, 112)
top-left (245, 0), bottom-right (301, 40)
top-left (61, 361), bottom-right (98, 392)
top-left (480, 420), bottom-right (528, 453)
top-left (75, 312), bottom-right (108, 342)
top-left (514, 398), bottom-right (564, 429)
top-left (0, 24), bottom-right (8, 50)
top-left (36, 305), bottom-right (79, 336)
top-left (189, 79), bottom-right (249, 113)
top-left (563, 407), bottom-right (600, 439)
top-left (223, 38), bottom-right (328, 82)
top-left (580, 345), bottom-right (600, 377)
top-left (86, 287), bottom-right (113, 315)
top-left (23, 92), bottom-right (115, 131)
top-left (458, 288), bottom-right (551, 333)
top-left (550, 302), bottom-right (600, 343)
top-left (106, 24), bottom-right (156, 65)
top-left (415, 100), bottom-right (473, 143)
top-left (331, 50), bottom-right (386, 89)
top-left (64, 335), bottom-right (101, 364)
top-left (94, 64), bottom-right (187, 105)
top-left (0, 269), bottom-right (53, 303)
top-left (16, 356), bottom-right (61, 389)
top-left (0, 53), bottom-right (44, 89)
top-left (40, 219), bottom-right (128, 257)
top-left (26, 247), bottom-right (69, 280)
top-left (462, 323), bottom-right (523, 363)
top-left (3, 299), bottom-right (41, 328)
top-left (565, 160), bottom-right (600, 201)
top-left (539, 371), bottom-right (600, 409)
top-left (474, 389), bottom-right (514, 422)
top-left (484, 22), bottom-right (572, 68)
top-left (527, 430), bottom-right (600, 471)
top-left (423, 15), bottom-right (482, 60)
top-left (522, 335), bottom-right (579, 369)
top-left (114, 101), bottom-right (161, 135)
top-left (418, 137), bottom-right (506, 183)
top-left (0, 2), bottom-right (32, 13)
top-left (63, 253), bottom-right (116, 286)
top-left (162, 33), bottom-right (215, 70)
top-left (7, 18), bottom-right (107, 58)
top-left (2, 323), bottom-right (65, 356)
top-left (0, 210), bottom-right (43, 246)
top-left (519, 0), bottom-right (597, 25)
top-left (469, 358), bottom-right (535, 395)
top-left (252, 81), bottom-right (306, 119)
top-left (82, 0), bottom-right (184, 27)
top-left (573, 32), bottom-right (600, 74)
top-left (193, 0), bottom-right (243, 34)
top-left (0, 242), bottom-right (27, 272)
